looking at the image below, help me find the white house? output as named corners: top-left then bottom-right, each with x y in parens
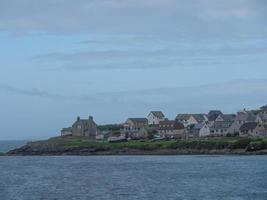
top-left (147, 111), bottom-right (165, 125)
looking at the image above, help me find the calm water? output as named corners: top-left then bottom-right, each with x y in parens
top-left (0, 156), bottom-right (266, 200)
top-left (0, 141), bottom-right (28, 153)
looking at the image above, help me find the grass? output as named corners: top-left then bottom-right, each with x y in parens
top-left (61, 136), bottom-right (267, 151)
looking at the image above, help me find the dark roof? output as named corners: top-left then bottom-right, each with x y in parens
top-left (218, 114), bottom-right (236, 121)
top-left (240, 122), bottom-right (258, 132)
top-left (159, 120), bottom-right (184, 130)
top-left (192, 114), bottom-right (207, 122)
top-left (175, 114), bottom-right (191, 121)
top-left (210, 121), bottom-right (233, 129)
top-left (188, 123), bottom-right (204, 130)
top-left (128, 118), bottom-right (148, 123)
top-left (150, 111), bottom-right (165, 118)
top-left (208, 110), bottom-right (223, 121)
top-left (235, 111), bottom-right (256, 122)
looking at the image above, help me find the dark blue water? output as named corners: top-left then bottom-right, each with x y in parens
top-left (0, 141), bottom-right (27, 153)
top-left (0, 156), bottom-right (266, 200)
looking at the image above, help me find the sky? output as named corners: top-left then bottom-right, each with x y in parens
top-left (0, 0), bottom-right (267, 140)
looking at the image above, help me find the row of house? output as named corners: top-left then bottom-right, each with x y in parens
top-left (60, 105), bottom-right (267, 140)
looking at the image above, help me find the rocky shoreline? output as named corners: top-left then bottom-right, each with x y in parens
top-left (3, 136), bottom-right (267, 156)
top-left (5, 145), bottom-right (267, 156)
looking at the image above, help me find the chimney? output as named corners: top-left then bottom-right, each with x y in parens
top-left (77, 116), bottom-right (80, 121)
top-left (89, 116), bottom-right (93, 121)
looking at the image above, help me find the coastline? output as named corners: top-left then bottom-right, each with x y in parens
top-left (4, 136), bottom-right (267, 156)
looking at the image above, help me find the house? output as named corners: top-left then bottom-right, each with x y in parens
top-left (147, 111), bottom-right (165, 125)
top-left (124, 118), bottom-right (148, 132)
top-left (61, 127), bottom-right (72, 136)
top-left (239, 122), bottom-right (266, 137)
top-left (256, 113), bottom-right (267, 124)
top-left (187, 123), bottom-right (210, 138)
top-left (226, 111), bottom-right (256, 135)
top-left (215, 114), bottom-right (236, 122)
top-left (210, 121), bottom-right (234, 136)
top-left (158, 120), bottom-right (185, 139)
top-left (207, 110), bottom-right (223, 121)
top-left (71, 116), bottom-right (98, 138)
top-left (123, 118), bottom-right (149, 139)
top-left (175, 114), bottom-right (207, 127)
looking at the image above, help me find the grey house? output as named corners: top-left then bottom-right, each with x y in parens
top-left (61, 116), bottom-right (98, 138)
top-left (72, 116), bottom-right (98, 138)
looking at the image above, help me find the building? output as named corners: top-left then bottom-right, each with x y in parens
top-left (71, 116), bottom-right (98, 138)
top-left (256, 113), bottom-right (267, 124)
top-left (187, 123), bottom-right (210, 138)
top-left (175, 114), bottom-right (207, 127)
top-left (124, 118), bottom-right (148, 131)
top-left (147, 111), bottom-right (165, 125)
top-left (239, 122), bottom-right (266, 137)
top-left (207, 110), bottom-right (223, 122)
top-left (210, 121), bottom-right (234, 136)
top-left (61, 127), bottom-right (72, 136)
top-left (158, 120), bottom-right (185, 139)
top-left (215, 114), bottom-right (236, 122)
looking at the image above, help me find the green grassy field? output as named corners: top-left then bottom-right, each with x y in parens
top-left (59, 136), bottom-right (267, 151)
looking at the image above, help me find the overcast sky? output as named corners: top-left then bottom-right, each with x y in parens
top-left (1, 0), bottom-right (267, 140)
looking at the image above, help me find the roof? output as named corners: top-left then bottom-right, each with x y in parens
top-left (240, 122), bottom-right (258, 132)
top-left (210, 121), bottom-right (234, 129)
top-left (257, 113), bottom-right (267, 121)
top-left (235, 112), bottom-right (256, 122)
top-left (150, 111), bottom-right (165, 118)
top-left (159, 120), bottom-right (184, 130)
top-left (192, 114), bottom-right (207, 122)
top-left (208, 110), bottom-right (223, 121)
top-left (128, 118), bottom-right (148, 123)
top-left (260, 105), bottom-right (267, 111)
top-left (175, 114), bottom-right (191, 121)
top-left (218, 114), bottom-right (236, 121)
top-left (188, 123), bottom-right (204, 130)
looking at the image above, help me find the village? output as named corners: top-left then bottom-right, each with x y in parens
top-left (60, 105), bottom-right (267, 142)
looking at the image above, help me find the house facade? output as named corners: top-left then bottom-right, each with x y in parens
top-left (147, 111), bottom-right (165, 125)
top-left (210, 121), bottom-right (234, 136)
top-left (158, 120), bottom-right (185, 139)
top-left (175, 114), bottom-right (207, 127)
top-left (239, 122), bottom-right (267, 137)
top-left (71, 116), bottom-right (98, 138)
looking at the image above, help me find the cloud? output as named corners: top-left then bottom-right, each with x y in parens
top-left (0, 0), bottom-right (266, 38)
top-left (0, 84), bottom-right (63, 99)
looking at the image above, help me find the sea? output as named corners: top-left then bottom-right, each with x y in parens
top-left (0, 141), bottom-right (267, 200)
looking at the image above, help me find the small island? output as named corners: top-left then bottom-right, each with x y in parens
top-left (5, 105), bottom-right (267, 156)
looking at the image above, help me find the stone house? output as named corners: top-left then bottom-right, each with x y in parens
top-left (158, 120), bottom-right (185, 139)
top-left (239, 122), bottom-right (266, 137)
top-left (71, 116), bottom-right (98, 138)
top-left (228, 111), bottom-right (256, 134)
top-left (210, 121), bottom-right (234, 136)
top-left (123, 118), bottom-right (149, 139)
top-left (147, 111), bottom-right (165, 125)
top-left (256, 113), bottom-right (267, 124)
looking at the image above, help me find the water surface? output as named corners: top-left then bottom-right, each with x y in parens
top-left (0, 156), bottom-right (266, 200)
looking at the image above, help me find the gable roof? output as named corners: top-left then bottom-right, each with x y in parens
top-left (150, 111), bottom-right (165, 118)
top-left (217, 114), bottom-right (236, 121)
top-left (235, 111), bottom-right (256, 122)
top-left (192, 114), bottom-right (207, 122)
top-left (175, 114), bottom-right (191, 121)
top-left (208, 110), bottom-right (223, 121)
top-left (240, 122), bottom-right (258, 132)
top-left (128, 118), bottom-right (148, 123)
